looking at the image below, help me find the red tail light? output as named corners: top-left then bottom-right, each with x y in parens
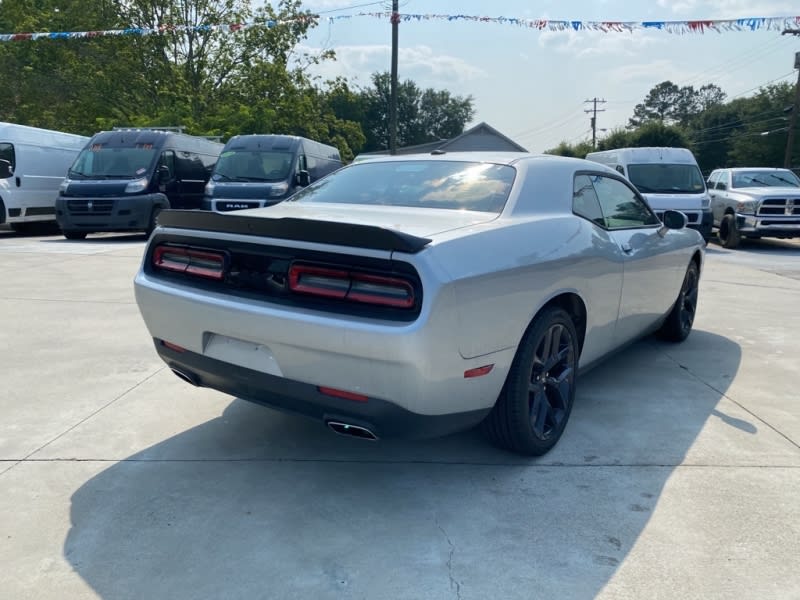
top-left (289, 263), bottom-right (415, 308)
top-left (318, 386), bottom-right (369, 403)
top-left (153, 245), bottom-right (227, 281)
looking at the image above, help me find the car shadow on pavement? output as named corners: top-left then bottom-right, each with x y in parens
top-left (64, 330), bottom-right (743, 599)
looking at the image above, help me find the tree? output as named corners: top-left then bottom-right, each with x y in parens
top-left (544, 140), bottom-right (593, 158)
top-left (351, 72), bottom-right (475, 152)
top-left (628, 81), bottom-right (725, 128)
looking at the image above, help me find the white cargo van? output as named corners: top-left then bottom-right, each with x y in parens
top-left (585, 147), bottom-right (712, 241)
top-left (0, 123), bottom-right (89, 232)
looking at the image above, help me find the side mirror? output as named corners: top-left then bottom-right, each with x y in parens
top-left (662, 209), bottom-right (688, 230)
top-left (0, 159), bottom-right (13, 178)
top-left (295, 170), bottom-right (311, 187)
top-left (158, 165), bottom-right (171, 182)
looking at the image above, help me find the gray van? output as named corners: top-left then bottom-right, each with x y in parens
top-left (203, 135), bottom-right (342, 212)
top-left (56, 129), bottom-right (222, 239)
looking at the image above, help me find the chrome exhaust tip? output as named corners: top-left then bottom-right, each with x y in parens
top-left (326, 421), bottom-right (378, 441)
top-left (171, 368), bottom-right (200, 387)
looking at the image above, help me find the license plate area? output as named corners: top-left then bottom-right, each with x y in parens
top-left (203, 333), bottom-right (283, 376)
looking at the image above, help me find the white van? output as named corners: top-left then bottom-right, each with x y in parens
top-left (0, 123), bottom-right (89, 232)
top-left (585, 147), bottom-right (712, 241)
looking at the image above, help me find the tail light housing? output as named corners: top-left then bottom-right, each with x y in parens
top-left (288, 263), bottom-right (415, 308)
top-left (152, 245), bottom-right (228, 281)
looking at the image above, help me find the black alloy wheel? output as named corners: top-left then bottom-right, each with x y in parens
top-left (482, 307), bottom-right (579, 456)
top-left (658, 261), bottom-right (700, 342)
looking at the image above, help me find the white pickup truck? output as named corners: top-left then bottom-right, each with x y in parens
top-left (706, 167), bottom-right (800, 248)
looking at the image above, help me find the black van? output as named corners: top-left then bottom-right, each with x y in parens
top-left (202, 135), bottom-right (342, 212)
top-left (55, 129), bottom-right (223, 239)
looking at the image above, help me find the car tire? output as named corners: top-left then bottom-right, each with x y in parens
top-left (718, 214), bottom-right (741, 249)
top-left (482, 307), bottom-right (578, 456)
top-left (657, 261), bottom-right (699, 343)
top-left (62, 230), bottom-right (87, 240)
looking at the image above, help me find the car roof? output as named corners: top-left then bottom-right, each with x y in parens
top-left (350, 151), bottom-right (604, 170)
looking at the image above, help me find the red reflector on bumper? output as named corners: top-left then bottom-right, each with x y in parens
top-left (161, 340), bottom-right (187, 353)
top-left (464, 364), bottom-right (494, 378)
top-left (318, 386), bottom-right (369, 403)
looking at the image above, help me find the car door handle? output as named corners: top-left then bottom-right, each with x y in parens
top-left (621, 242), bottom-right (633, 253)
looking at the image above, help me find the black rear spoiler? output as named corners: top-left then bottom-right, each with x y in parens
top-left (156, 209), bottom-right (432, 254)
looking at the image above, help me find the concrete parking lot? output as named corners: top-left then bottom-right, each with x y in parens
top-left (1, 228), bottom-right (798, 600)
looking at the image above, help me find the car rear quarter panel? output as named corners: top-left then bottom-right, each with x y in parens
top-left (412, 215), bottom-right (624, 366)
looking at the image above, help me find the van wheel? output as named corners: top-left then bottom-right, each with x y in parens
top-left (146, 206), bottom-right (162, 236)
top-left (481, 307), bottom-right (578, 456)
top-left (718, 214), bottom-right (741, 249)
top-left (63, 230), bottom-right (87, 240)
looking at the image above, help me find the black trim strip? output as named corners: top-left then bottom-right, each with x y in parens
top-left (157, 209), bottom-right (432, 254)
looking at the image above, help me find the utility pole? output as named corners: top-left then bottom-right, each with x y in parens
top-left (781, 30), bottom-right (800, 169)
top-left (389, 1), bottom-right (399, 155)
top-left (584, 98), bottom-right (607, 149)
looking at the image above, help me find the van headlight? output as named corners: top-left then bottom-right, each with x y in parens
top-left (736, 200), bottom-right (758, 214)
top-left (269, 182), bottom-right (289, 197)
top-left (701, 196), bottom-right (710, 209)
top-left (205, 180), bottom-right (215, 194)
top-left (125, 178), bottom-right (149, 193)
top-left (59, 178), bottom-right (71, 193)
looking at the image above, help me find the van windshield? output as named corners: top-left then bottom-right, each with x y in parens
top-left (213, 150), bottom-right (294, 182)
top-left (69, 145), bottom-right (157, 179)
top-left (627, 163), bottom-right (706, 194)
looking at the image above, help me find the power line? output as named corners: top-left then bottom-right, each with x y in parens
top-left (728, 69), bottom-right (797, 99)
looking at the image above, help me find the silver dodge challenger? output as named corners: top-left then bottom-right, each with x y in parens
top-left (134, 152), bottom-right (704, 456)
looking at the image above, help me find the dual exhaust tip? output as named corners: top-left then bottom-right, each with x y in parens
top-left (171, 368), bottom-right (379, 442)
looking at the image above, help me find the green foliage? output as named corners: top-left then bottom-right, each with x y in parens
top-left (629, 80), bottom-right (726, 128)
top-left (345, 71), bottom-right (475, 152)
top-left (544, 140), bottom-right (593, 158)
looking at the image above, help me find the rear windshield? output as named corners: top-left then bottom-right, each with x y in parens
top-left (627, 163), bottom-right (706, 194)
top-left (213, 150), bottom-right (295, 182)
top-left (732, 170), bottom-right (800, 188)
top-left (70, 145), bottom-right (157, 179)
top-left (288, 160), bottom-right (516, 213)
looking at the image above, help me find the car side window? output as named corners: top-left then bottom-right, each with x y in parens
top-left (591, 175), bottom-right (660, 229)
top-left (573, 175), bottom-right (606, 227)
top-left (716, 172), bottom-right (727, 190)
top-left (707, 172), bottom-right (719, 189)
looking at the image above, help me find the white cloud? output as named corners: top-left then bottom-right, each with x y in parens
top-left (655, 0), bottom-right (798, 16)
top-left (608, 59), bottom-right (685, 84)
top-left (296, 44), bottom-right (487, 87)
top-left (538, 30), bottom-right (661, 58)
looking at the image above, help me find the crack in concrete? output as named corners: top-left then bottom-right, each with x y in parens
top-left (662, 351), bottom-right (800, 452)
top-left (436, 520), bottom-right (462, 600)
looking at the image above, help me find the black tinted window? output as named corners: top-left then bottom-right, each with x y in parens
top-left (573, 175), bottom-right (605, 226)
top-left (0, 143), bottom-right (14, 174)
top-left (591, 175), bottom-right (660, 229)
top-left (290, 160), bottom-right (516, 213)
top-left (627, 163), bottom-right (706, 194)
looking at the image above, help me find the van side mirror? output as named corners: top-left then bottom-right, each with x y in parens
top-left (0, 159), bottom-right (12, 178)
top-left (296, 170), bottom-right (311, 187)
top-left (158, 165), bottom-right (171, 182)
top-left (662, 209), bottom-right (687, 230)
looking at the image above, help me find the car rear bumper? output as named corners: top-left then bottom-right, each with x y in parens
top-left (134, 271), bottom-right (513, 417)
top-left (55, 194), bottom-right (165, 232)
top-left (154, 340), bottom-right (490, 439)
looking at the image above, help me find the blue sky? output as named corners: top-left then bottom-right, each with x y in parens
top-left (296, 0), bottom-right (800, 152)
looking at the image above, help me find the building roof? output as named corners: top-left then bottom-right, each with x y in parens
top-left (361, 121), bottom-right (528, 156)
